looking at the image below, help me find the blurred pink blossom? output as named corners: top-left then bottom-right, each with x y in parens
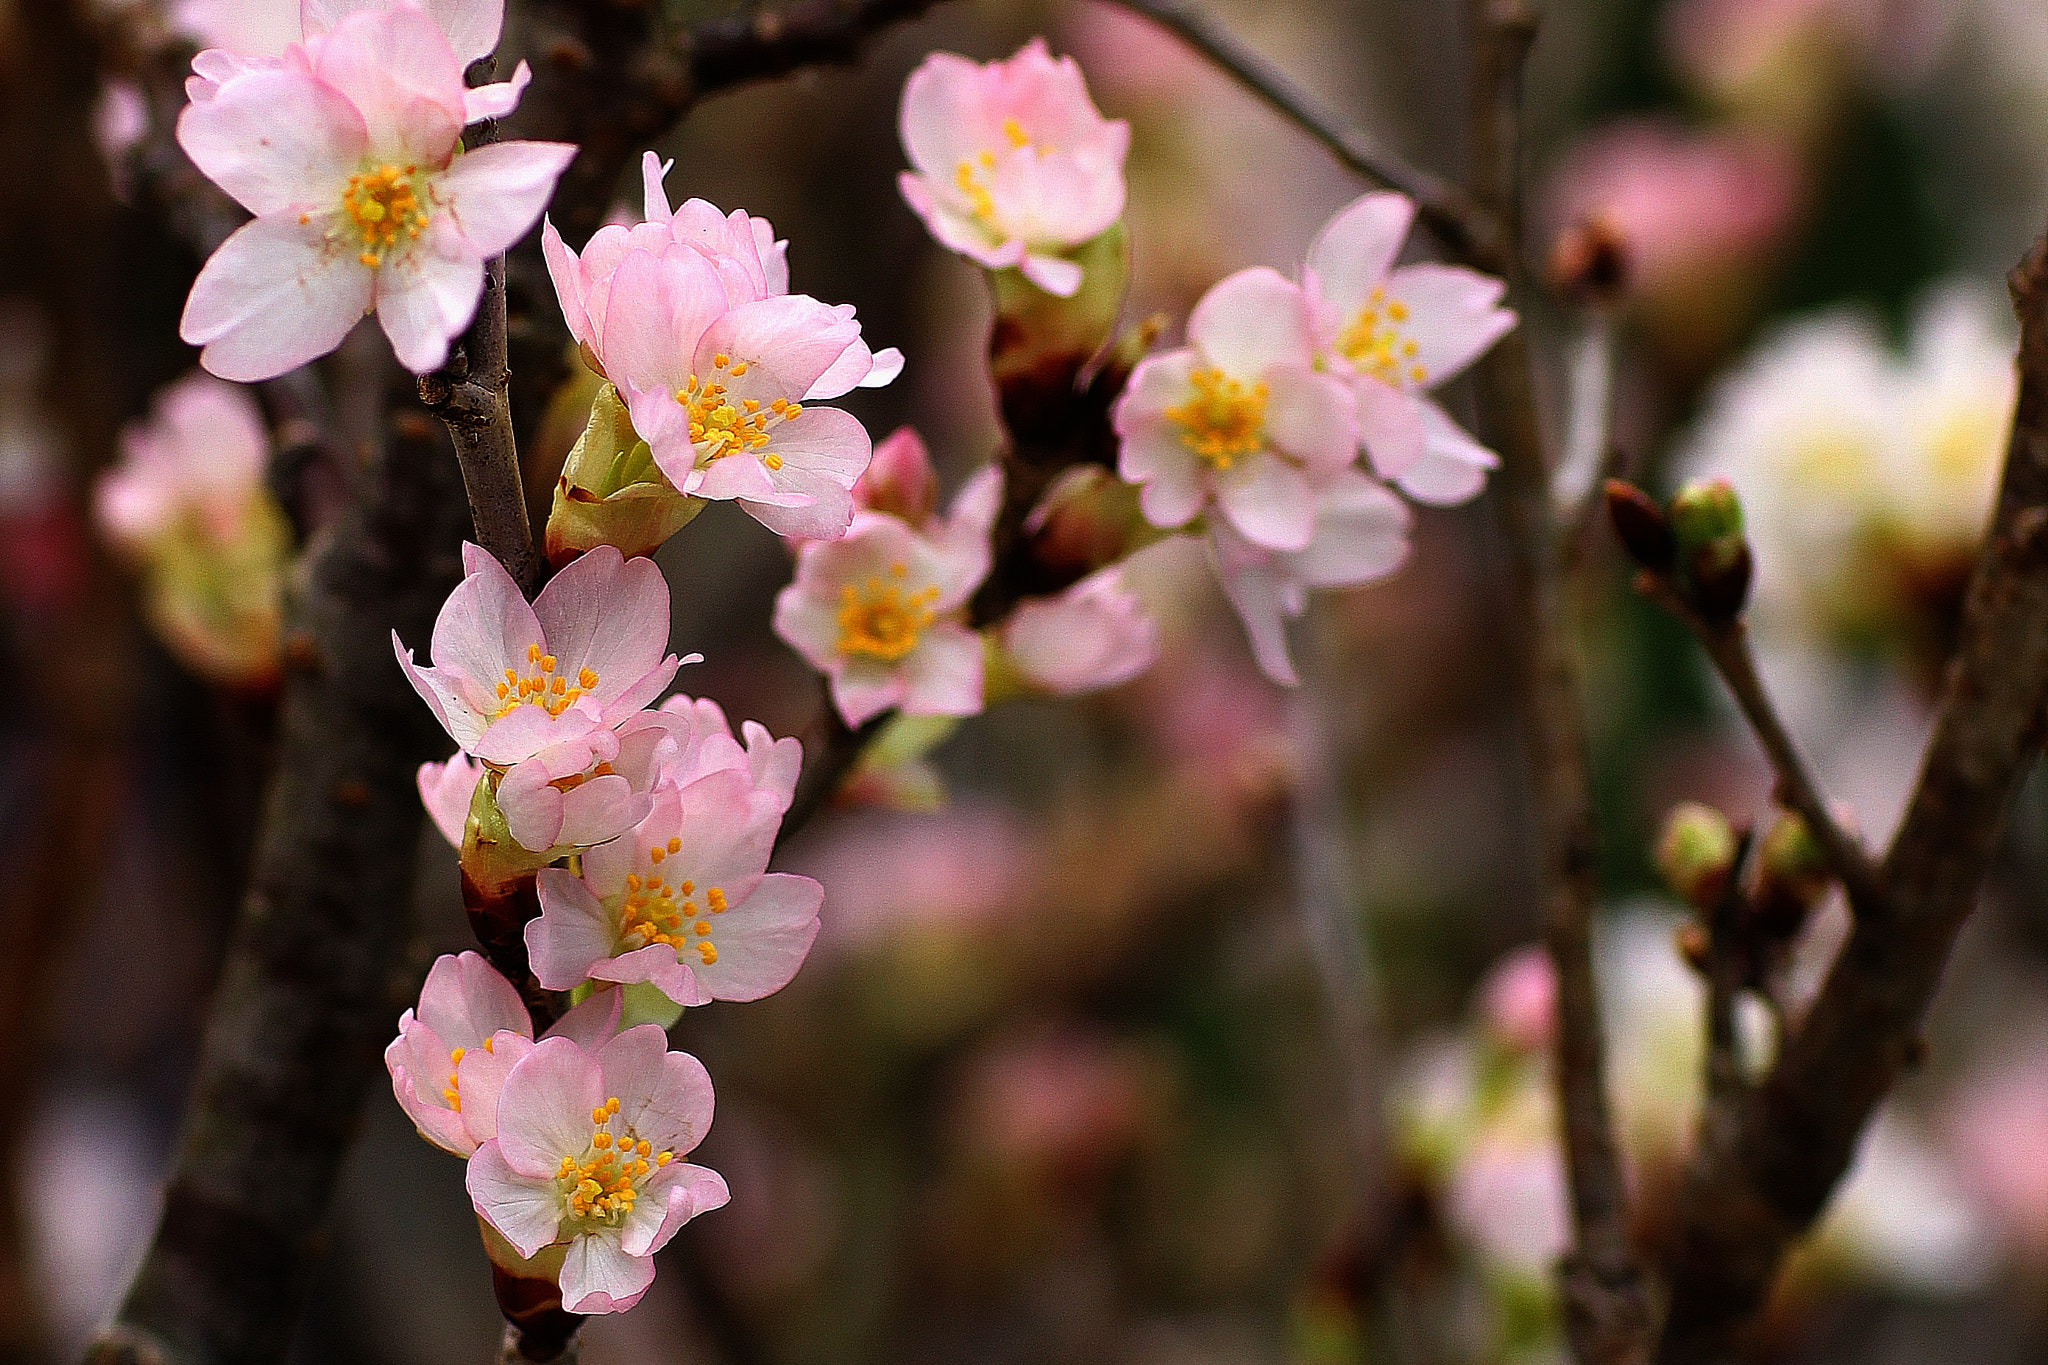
top-left (897, 39), bottom-right (1130, 296)
top-left (998, 568), bottom-right (1158, 695)
top-left (1478, 946), bottom-right (1557, 1054)
top-left (1948, 1033), bottom-right (2048, 1264)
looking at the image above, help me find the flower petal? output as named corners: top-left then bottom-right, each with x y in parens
top-left (559, 1231), bottom-right (656, 1315)
top-left (494, 1035), bottom-right (605, 1178)
top-left (176, 65), bottom-right (368, 217)
top-left (1187, 267), bottom-right (1313, 374)
top-left (439, 138), bottom-right (577, 258)
top-left (529, 869), bottom-right (622, 991)
top-left (466, 1140), bottom-right (564, 1259)
top-left (181, 213), bottom-right (373, 383)
top-left (1304, 192), bottom-right (1414, 313)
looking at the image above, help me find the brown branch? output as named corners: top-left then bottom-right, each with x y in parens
top-left (1462, 3), bottom-right (1654, 1362)
top-left (1633, 578), bottom-right (1885, 917)
top-left (1654, 221), bottom-right (2048, 1363)
top-left (1100, 0), bottom-right (1500, 266)
top-left (84, 414), bottom-right (471, 1365)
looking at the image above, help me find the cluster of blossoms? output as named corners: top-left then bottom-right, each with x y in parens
top-left (93, 373), bottom-right (292, 687)
top-left (391, 541), bottom-right (820, 1311)
top-left (1678, 282), bottom-right (2015, 653)
top-left (1113, 193), bottom-right (1517, 684)
top-left (175, 0), bottom-right (575, 379)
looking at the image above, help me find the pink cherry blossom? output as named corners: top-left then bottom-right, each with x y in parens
top-left (96, 373), bottom-right (272, 549)
top-left (1477, 946), bottom-right (1557, 1054)
top-left (393, 542), bottom-right (681, 769)
top-left (176, 5), bottom-right (574, 380)
top-left (545, 152), bottom-right (901, 394)
top-left (1210, 469), bottom-right (1411, 685)
top-left (1302, 193), bottom-right (1517, 505)
top-left (300, 0), bottom-right (506, 67)
top-left (418, 753), bottom-right (484, 847)
top-left (466, 1026), bottom-right (729, 1313)
top-left (529, 770), bottom-right (822, 1007)
top-left (771, 466), bottom-right (1000, 726)
top-left (998, 568), bottom-right (1158, 695)
top-left (384, 951), bottom-right (532, 1156)
top-left (651, 694), bottom-right (803, 816)
top-left (897, 39), bottom-right (1130, 297)
top-left (1117, 268), bottom-right (1356, 550)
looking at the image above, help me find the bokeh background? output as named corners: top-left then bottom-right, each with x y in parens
top-left (7, 0), bottom-right (2048, 1362)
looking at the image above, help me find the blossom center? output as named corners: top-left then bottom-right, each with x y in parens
top-left (951, 121), bottom-right (1037, 230)
top-left (835, 563), bottom-right (939, 662)
top-left (1336, 287), bottom-right (1428, 387)
top-left (554, 1096), bottom-right (675, 1229)
top-left (490, 642), bottom-right (600, 719)
top-left (1165, 368), bottom-right (1269, 470)
top-left (341, 163), bottom-right (429, 269)
top-left (617, 843), bottom-right (725, 967)
top-left (674, 353), bottom-right (793, 472)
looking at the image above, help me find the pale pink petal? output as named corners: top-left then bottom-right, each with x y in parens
top-left (1214, 454), bottom-right (1315, 551)
top-left (829, 665), bottom-right (907, 727)
top-left (900, 626), bottom-right (984, 717)
top-left (1187, 267), bottom-right (1314, 375)
top-left (175, 66), bottom-right (368, 217)
top-left (181, 213), bottom-right (373, 383)
top-left (302, 0), bottom-right (506, 66)
top-left (1019, 252), bottom-right (1084, 297)
top-left (529, 870), bottom-right (621, 991)
top-left (540, 220), bottom-right (592, 350)
top-left (429, 541), bottom-right (541, 692)
top-left (543, 987), bottom-right (624, 1050)
top-left (1353, 374), bottom-right (1426, 481)
top-left (1210, 524), bottom-right (1301, 686)
top-left (529, 546), bottom-right (671, 708)
top-left (740, 722), bottom-right (801, 814)
top-left (1383, 264), bottom-right (1517, 387)
top-left (461, 60), bottom-right (531, 124)
top-left (1401, 398), bottom-right (1499, 506)
top-left (559, 1232), bottom-right (655, 1315)
top-left (417, 755), bottom-right (481, 848)
top-left (1304, 192), bottom-right (1415, 313)
top-left (1001, 571), bottom-right (1158, 693)
top-left (309, 6), bottom-right (466, 161)
top-left (1287, 470), bottom-right (1412, 587)
top-left (494, 1036), bottom-right (605, 1178)
top-left (742, 405), bottom-right (873, 541)
top-left (602, 1029), bottom-right (715, 1155)
top-left (418, 950), bottom-right (530, 1047)
top-left (495, 759), bottom-right (566, 851)
top-left (1262, 366), bottom-right (1358, 475)
top-left (386, 1023), bottom-right (474, 1154)
top-left (697, 295), bottom-right (862, 400)
top-left (690, 874), bottom-right (822, 1002)
top-left (374, 226), bottom-right (485, 375)
top-left (859, 347), bottom-right (905, 388)
top-left (554, 774), bottom-right (642, 849)
top-left (455, 1029), bottom-right (533, 1146)
top-left (618, 1160), bottom-right (728, 1258)
top-left (437, 139), bottom-right (576, 258)
top-left (471, 698), bottom-right (604, 768)
top-left (641, 151), bottom-right (675, 223)
top-left (466, 1140), bottom-right (563, 1258)
top-left (596, 251), bottom-right (730, 400)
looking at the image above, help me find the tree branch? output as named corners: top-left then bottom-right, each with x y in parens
top-left (1101, 0), bottom-right (1500, 266)
top-left (1462, 3), bottom-right (1654, 1362)
top-left (1632, 577), bottom-right (1885, 916)
top-left (1654, 220), bottom-right (2048, 1364)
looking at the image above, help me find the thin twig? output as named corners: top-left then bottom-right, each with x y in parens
top-left (1654, 221), bottom-right (2048, 1364)
top-left (1100, 0), bottom-right (1500, 266)
top-left (1633, 577), bottom-right (1885, 917)
top-left (1462, 2), bottom-right (1655, 1362)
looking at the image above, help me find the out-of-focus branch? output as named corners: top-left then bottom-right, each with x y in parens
top-left (1654, 221), bottom-right (2048, 1365)
top-left (1632, 576), bottom-right (1884, 916)
top-left (1461, 3), bottom-right (1655, 1363)
top-left (1100, 0), bottom-right (1500, 267)
top-left (84, 415), bottom-right (470, 1365)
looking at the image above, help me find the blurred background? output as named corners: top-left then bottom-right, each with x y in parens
top-left (7, 0), bottom-right (2048, 1362)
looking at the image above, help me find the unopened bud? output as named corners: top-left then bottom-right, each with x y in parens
top-left (1604, 479), bottom-right (1675, 571)
top-left (1548, 216), bottom-right (1631, 309)
top-left (852, 426), bottom-right (938, 525)
top-left (545, 383), bottom-right (704, 565)
top-left (1668, 478), bottom-right (1744, 554)
top-left (1686, 534), bottom-right (1753, 621)
top-left (1656, 801), bottom-right (1738, 909)
top-left (1750, 810), bottom-right (1831, 940)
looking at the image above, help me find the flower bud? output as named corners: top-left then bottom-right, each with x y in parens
top-left (1750, 810), bottom-right (1832, 941)
top-left (1668, 478), bottom-right (1744, 554)
top-left (1686, 533), bottom-right (1753, 621)
top-left (1604, 479), bottom-right (1675, 571)
top-left (990, 222), bottom-right (1129, 404)
top-left (545, 383), bottom-right (704, 566)
top-left (1024, 465), bottom-right (1160, 579)
top-left (1547, 216), bottom-right (1631, 309)
top-left (1656, 801), bottom-right (1738, 909)
top-left (853, 426), bottom-right (939, 525)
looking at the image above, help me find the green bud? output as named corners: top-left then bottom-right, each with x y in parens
top-left (1655, 801), bottom-right (1738, 909)
top-left (1751, 810), bottom-right (1832, 939)
top-left (989, 222), bottom-right (1129, 397)
top-left (545, 382), bottom-right (705, 566)
top-left (1667, 478), bottom-right (1744, 554)
top-left (459, 771), bottom-right (550, 900)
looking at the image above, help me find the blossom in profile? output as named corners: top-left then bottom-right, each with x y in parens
top-left (1116, 267), bottom-right (1357, 550)
top-left (94, 372), bottom-right (291, 686)
top-left (385, 951), bottom-right (533, 1156)
top-left (772, 467), bottom-right (1000, 725)
top-left (1302, 193), bottom-right (1516, 505)
top-left (467, 1027), bottom-right (730, 1313)
top-left (545, 152), bottom-right (901, 395)
top-left (851, 425), bottom-right (940, 524)
top-left (528, 772), bottom-right (824, 1007)
top-left (997, 568), bottom-right (1158, 695)
top-left (176, 5), bottom-right (573, 379)
top-left (393, 543), bottom-right (681, 770)
top-left (1211, 469), bottom-right (1410, 686)
top-left (897, 39), bottom-right (1130, 296)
